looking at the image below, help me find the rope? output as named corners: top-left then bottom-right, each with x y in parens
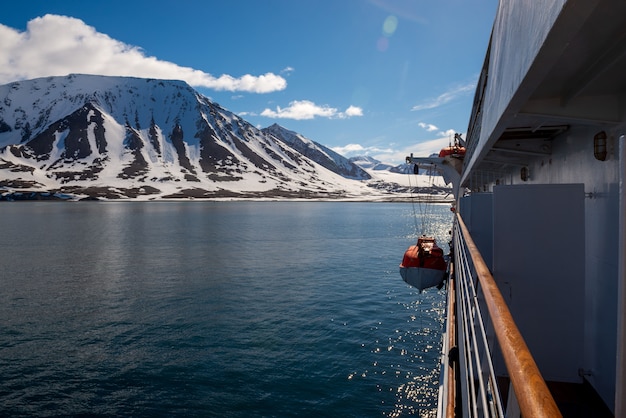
top-left (419, 163), bottom-right (436, 235)
top-left (407, 166), bottom-right (420, 236)
top-left (408, 163), bottom-right (438, 236)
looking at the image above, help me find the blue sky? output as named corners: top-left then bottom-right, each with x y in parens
top-left (0, 0), bottom-right (497, 164)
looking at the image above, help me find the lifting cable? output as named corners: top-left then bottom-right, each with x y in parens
top-left (407, 164), bottom-right (420, 236)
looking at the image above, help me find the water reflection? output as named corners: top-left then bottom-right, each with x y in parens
top-left (0, 201), bottom-right (452, 417)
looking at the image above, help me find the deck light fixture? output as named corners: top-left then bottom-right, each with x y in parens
top-left (594, 131), bottom-right (607, 161)
top-left (520, 166), bottom-right (529, 181)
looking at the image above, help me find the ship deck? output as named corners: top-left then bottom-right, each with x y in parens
top-left (496, 377), bottom-right (613, 418)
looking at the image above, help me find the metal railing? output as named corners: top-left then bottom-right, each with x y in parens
top-left (439, 213), bottom-right (562, 417)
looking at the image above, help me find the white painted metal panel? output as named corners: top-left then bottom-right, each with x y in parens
top-left (460, 193), bottom-right (494, 270)
top-left (493, 183), bottom-right (584, 382)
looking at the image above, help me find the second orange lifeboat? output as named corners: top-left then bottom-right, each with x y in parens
top-left (438, 145), bottom-right (466, 158)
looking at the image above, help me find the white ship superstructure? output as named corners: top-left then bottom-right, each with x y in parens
top-left (414, 1), bottom-right (626, 416)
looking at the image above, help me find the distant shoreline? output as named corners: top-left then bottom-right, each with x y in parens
top-left (0, 189), bottom-right (454, 203)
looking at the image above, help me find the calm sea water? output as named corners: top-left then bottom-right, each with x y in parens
top-left (0, 201), bottom-right (453, 417)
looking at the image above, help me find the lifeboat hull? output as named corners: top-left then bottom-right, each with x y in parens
top-left (400, 266), bottom-right (447, 292)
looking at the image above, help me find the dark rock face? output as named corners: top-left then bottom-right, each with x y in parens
top-left (24, 103), bottom-right (107, 161)
top-left (148, 118), bottom-right (161, 156)
top-left (120, 127), bottom-right (149, 179)
top-left (197, 124), bottom-right (239, 175)
top-left (169, 123), bottom-right (195, 174)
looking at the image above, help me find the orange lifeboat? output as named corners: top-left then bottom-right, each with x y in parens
top-left (399, 235), bottom-right (448, 291)
top-left (438, 145), bottom-right (466, 158)
top-left (438, 132), bottom-right (466, 158)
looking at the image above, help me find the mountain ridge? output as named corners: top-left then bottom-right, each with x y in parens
top-left (262, 124), bottom-right (371, 180)
top-left (0, 74), bottom-right (450, 200)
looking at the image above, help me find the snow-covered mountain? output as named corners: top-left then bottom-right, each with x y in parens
top-left (0, 74), bottom-right (368, 199)
top-left (0, 74), bottom-right (451, 200)
top-left (350, 155), bottom-right (447, 176)
top-left (349, 155), bottom-right (381, 170)
top-left (350, 155), bottom-right (424, 174)
top-left (263, 124), bottom-right (370, 180)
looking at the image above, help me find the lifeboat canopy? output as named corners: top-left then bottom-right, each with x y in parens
top-left (399, 235), bottom-right (448, 292)
top-left (438, 132), bottom-right (466, 158)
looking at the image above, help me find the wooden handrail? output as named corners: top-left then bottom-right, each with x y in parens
top-left (456, 213), bottom-right (562, 418)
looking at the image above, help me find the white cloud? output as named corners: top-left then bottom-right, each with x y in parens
top-left (0, 14), bottom-right (287, 93)
top-left (418, 122), bottom-right (438, 132)
top-left (332, 130), bottom-right (459, 165)
top-left (331, 143), bottom-right (394, 158)
top-left (344, 105), bottom-right (364, 117)
top-left (371, 137), bottom-right (451, 165)
top-left (331, 143), bottom-right (365, 155)
top-left (261, 100), bottom-right (363, 120)
top-left (411, 82), bottom-right (475, 111)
